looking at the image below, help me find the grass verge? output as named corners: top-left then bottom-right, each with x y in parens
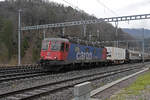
top-left (109, 70), bottom-right (150, 100)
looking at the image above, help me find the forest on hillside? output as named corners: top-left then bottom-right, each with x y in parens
top-left (0, 0), bottom-right (133, 64)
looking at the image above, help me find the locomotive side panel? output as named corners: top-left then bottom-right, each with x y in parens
top-left (66, 43), bottom-right (78, 61)
top-left (67, 43), bottom-right (105, 62)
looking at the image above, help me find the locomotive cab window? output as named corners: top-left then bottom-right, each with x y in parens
top-left (51, 41), bottom-right (61, 51)
top-left (61, 42), bottom-right (65, 51)
top-left (66, 43), bottom-right (69, 51)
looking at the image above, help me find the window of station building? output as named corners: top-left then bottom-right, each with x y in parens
top-left (66, 44), bottom-right (69, 51)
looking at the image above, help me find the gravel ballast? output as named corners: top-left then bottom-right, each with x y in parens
top-left (0, 63), bottom-right (148, 100)
top-left (34, 65), bottom-right (144, 100)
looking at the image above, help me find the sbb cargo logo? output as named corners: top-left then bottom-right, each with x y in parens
top-left (76, 52), bottom-right (92, 60)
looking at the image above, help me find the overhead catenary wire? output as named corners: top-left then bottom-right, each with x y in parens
top-left (96, 0), bottom-right (118, 17)
top-left (62, 0), bottom-right (81, 11)
top-left (96, 0), bottom-right (130, 25)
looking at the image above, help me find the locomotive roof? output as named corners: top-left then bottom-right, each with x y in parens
top-left (44, 38), bottom-right (69, 42)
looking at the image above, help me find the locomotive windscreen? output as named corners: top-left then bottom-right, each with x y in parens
top-left (51, 41), bottom-right (61, 51)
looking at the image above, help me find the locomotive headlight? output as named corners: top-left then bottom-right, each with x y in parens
top-left (54, 56), bottom-right (57, 60)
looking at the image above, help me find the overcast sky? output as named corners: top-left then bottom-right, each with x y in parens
top-left (1, 0), bottom-right (150, 29)
top-left (48, 0), bottom-right (150, 29)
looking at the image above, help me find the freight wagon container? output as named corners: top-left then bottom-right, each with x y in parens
top-left (106, 47), bottom-right (126, 63)
top-left (128, 50), bottom-right (142, 60)
top-left (142, 52), bottom-right (150, 61)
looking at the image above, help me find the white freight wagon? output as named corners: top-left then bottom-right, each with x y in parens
top-left (106, 47), bottom-right (126, 63)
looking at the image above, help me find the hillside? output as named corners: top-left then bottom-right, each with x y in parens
top-left (123, 28), bottom-right (150, 39)
top-left (0, 0), bottom-right (133, 64)
top-left (123, 28), bottom-right (150, 52)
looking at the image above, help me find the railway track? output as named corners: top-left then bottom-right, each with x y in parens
top-left (0, 64), bottom-right (42, 74)
top-left (0, 63), bottom-right (145, 83)
top-left (0, 62), bottom-right (147, 75)
top-left (0, 64), bottom-right (145, 100)
top-left (0, 71), bottom-right (50, 83)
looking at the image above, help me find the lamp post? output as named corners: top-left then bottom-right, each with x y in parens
top-left (43, 30), bottom-right (46, 39)
top-left (115, 21), bottom-right (118, 47)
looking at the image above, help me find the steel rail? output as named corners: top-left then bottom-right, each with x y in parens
top-left (0, 64), bottom-right (145, 100)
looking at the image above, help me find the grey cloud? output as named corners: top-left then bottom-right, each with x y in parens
top-left (119, 0), bottom-right (150, 10)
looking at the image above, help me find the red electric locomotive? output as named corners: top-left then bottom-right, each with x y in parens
top-left (40, 38), bottom-right (107, 71)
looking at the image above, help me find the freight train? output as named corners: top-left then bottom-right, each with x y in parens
top-left (40, 38), bottom-right (150, 71)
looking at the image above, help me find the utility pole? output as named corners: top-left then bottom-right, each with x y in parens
top-left (43, 30), bottom-right (46, 39)
top-left (83, 24), bottom-right (86, 37)
top-left (97, 29), bottom-right (100, 41)
top-left (62, 27), bottom-right (65, 37)
top-left (115, 21), bottom-right (118, 47)
top-left (142, 28), bottom-right (145, 63)
top-left (89, 34), bottom-right (92, 41)
top-left (18, 9), bottom-right (22, 65)
top-left (126, 41), bottom-right (129, 49)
